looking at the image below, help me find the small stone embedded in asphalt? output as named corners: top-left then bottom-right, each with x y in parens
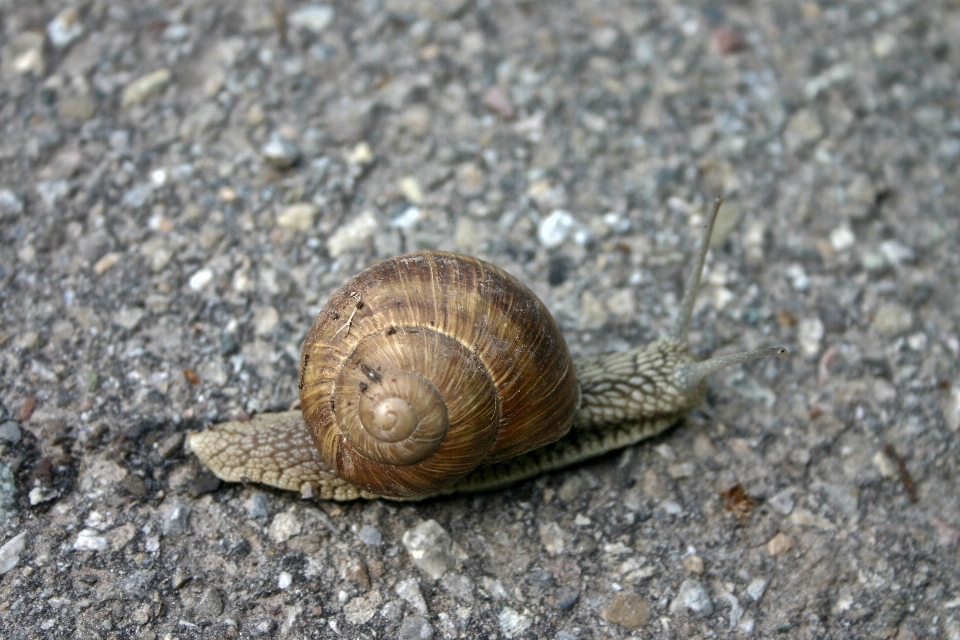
top-left (0, 532), bottom-right (27, 574)
top-left (555, 585), bottom-right (580, 610)
top-left (0, 421), bottom-right (21, 444)
top-left (268, 511), bottom-right (302, 543)
top-left (161, 500), bottom-right (191, 537)
top-left (247, 492), bottom-right (269, 519)
top-left (358, 524), bottom-right (382, 546)
top-left (398, 615), bottom-right (434, 640)
top-left (538, 209), bottom-right (575, 248)
top-left (396, 578), bottom-right (429, 614)
top-left (498, 607), bottom-right (532, 638)
top-left (122, 68), bottom-right (172, 107)
top-left (402, 520), bottom-right (455, 580)
top-left (669, 579), bottom-right (714, 618)
top-left (74, 528), bottom-right (110, 552)
top-left (602, 591), bottom-right (651, 629)
top-left (261, 135), bottom-right (301, 169)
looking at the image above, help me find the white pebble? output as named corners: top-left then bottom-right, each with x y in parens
top-left (829, 225), bottom-right (855, 251)
top-left (47, 8), bottom-right (84, 48)
top-left (390, 207), bottom-right (422, 230)
top-left (498, 607), bottom-right (532, 639)
top-left (74, 529), bottom-right (110, 552)
top-left (746, 578), bottom-right (768, 601)
top-left (188, 268), bottom-right (214, 291)
top-left (538, 209), bottom-right (575, 248)
top-left (327, 210), bottom-right (378, 257)
top-left (289, 5), bottom-right (335, 33)
top-left (797, 317), bottom-right (824, 357)
top-left (785, 264), bottom-right (810, 292)
top-left (278, 571), bottom-right (293, 589)
top-left (268, 512), bottom-right (302, 543)
top-left (276, 203), bottom-right (318, 231)
top-left (879, 240), bottom-right (915, 266)
top-left (0, 532), bottom-right (27, 575)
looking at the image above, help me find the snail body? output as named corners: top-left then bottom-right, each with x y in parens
top-left (188, 199), bottom-right (786, 501)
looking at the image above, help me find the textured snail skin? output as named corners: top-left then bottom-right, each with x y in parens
top-left (188, 199), bottom-right (787, 501)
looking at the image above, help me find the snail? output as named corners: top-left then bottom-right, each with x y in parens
top-left (188, 198), bottom-right (787, 501)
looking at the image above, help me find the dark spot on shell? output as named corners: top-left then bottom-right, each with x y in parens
top-left (386, 326), bottom-right (397, 335)
top-left (359, 382), bottom-right (368, 392)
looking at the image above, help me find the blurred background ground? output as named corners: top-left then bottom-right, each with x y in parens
top-left (1, 0), bottom-right (959, 638)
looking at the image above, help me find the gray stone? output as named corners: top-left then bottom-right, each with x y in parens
top-left (0, 421), bottom-right (21, 444)
top-left (669, 579), bottom-right (714, 618)
top-left (0, 532), bottom-right (26, 574)
top-left (399, 615), bottom-right (434, 640)
top-left (402, 520), bottom-right (454, 579)
top-left (161, 500), bottom-right (191, 536)
top-left (358, 524), bottom-right (382, 546)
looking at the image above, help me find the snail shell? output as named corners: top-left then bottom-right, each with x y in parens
top-left (187, 198), bottom-right (787, 501)
top-left (299, 252), bottom-right (579, 498)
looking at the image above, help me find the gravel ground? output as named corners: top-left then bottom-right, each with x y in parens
top-left (1, 1), bottom-right (959, 638)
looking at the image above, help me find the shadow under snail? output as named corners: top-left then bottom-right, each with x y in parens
top-left (188, 198), bottom-right (787, 501)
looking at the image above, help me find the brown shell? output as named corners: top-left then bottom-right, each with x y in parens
top-left (298, 251), bottom-right (580, 498)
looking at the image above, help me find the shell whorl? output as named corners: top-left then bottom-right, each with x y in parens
top-left (299, 251), bottom-right (580, 499)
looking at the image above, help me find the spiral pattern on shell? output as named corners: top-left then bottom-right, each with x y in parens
top-left (298, 251), bottom-right (580, 498)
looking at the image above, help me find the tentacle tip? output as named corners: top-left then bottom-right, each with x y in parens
top-left (776, 347), bottom-right (788, 360)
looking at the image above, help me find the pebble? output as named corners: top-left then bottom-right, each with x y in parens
top-left (669, 579), bottom-right (714, 618)
top-left (872, 450), bottom-right (898, 479)
top-left (440, 573), bottom-right (474, 602)
top-left (0, 532), bottom-right (27, 574)
top-left (278, 571), bottom-right (293, 590)
top-left (261, 135), bottom-right (301, 169)
top-left (539, 521), bottom-right (566, 556)
top-left (399, 177), bottom-right (425, 204)
top-left (161, 500), bottom-right (191, 536)
top-left (289, 5), bottom-right (335, 34)
top-left (0, 189), bottom-right (24, 217)
top-left (498, 607), bottom-right (532, 639)
top-left (538, 209), bottom-right (575, 248)
top-left (402, 520), bottom-right (454, 579)
top-left (713, 25), bottom-right (746, 55)
top-left (878, 240), bottom-right (915, 266)
top-left (36, 180), bottom-right (71, 208)
top-left (683, 555), bottom-right (705, 575)
top-left (188, 268), bottom-right (214, 291)
top-left (785, 264), bottom-right (810, 292)
top-left (399, 615), bottom-right (434, 640)
top-left (122, 69), bottom-right (172, 107)
top-left (797, 317), bottom-right (824, 358)
top-left (343, 590), bottom-right (382, 625)
top-left (0, 421), bottom-right (21, 444)
top-left (247, 492), bottom-right (269, 519)
top-left (75, 528), bottom-right (110, 552)
top-left (872, 303), bottom-right (913, 336)
top-left (784, 109), bottom-right (824, 150)
top-left (768, 489), bottom-right (796, 515)
top-left (327, 210), bottom-right (378, 257)
top-left (396, 578), bottom-right (428, 614)
top-left (602, 591), bottom-right (651, 629)
top-left (724, 593), bottom-right (744, 629)
top-left (577, 290), bottom-right (608, 330)
top-left (0, 464), bottom-right (18, 522)
top-left (47, 8), bottom-right (84, 48)
top-left (358, 524), bottom-right (382, 546)
top-left (455, 163), bottom-right (486, 198)
top-left (195, 587), bottom-right (223, 618)
top-left (268, 511), bottom-right (302, 543)
top-left (252, 305), bottom-right (280, 336)
top-left (122, 183), bottom-right (153, 208)
top-left (829, 226), bottom-right (855, 251)
top-left (276, 203), bottom-right (318, 231)
top-left (765, 532), bottom-right (795, 556)
top-left (483, 86), bottom-right (514, 118)
top-left (401, 105), bottom-right (431, 137)
top-left (555, 586), bottom-right (579, 610)
top-left (4, 32), bottom-right (45, 75)
top-left (93, 252), bottom-right (121, 275)
top-left (746, 578), bottom-right (768, 601)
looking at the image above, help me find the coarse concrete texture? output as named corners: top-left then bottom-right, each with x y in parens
top-left (1, 0), bottom-right (959, 638)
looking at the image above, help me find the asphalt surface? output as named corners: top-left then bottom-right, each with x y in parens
top-left (1, 1), bottom-right (959, 638)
